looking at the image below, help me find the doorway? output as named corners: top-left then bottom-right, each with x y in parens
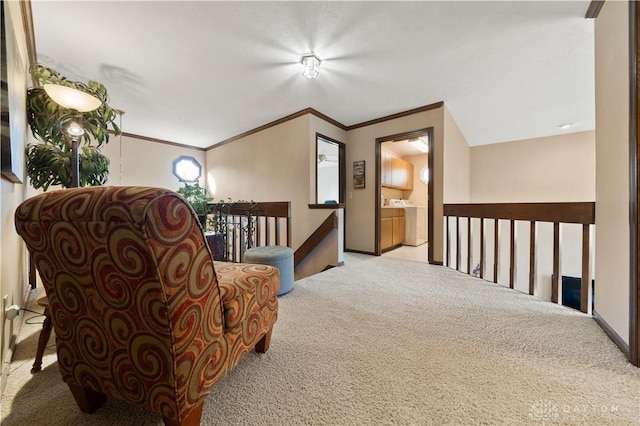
top-left (375, 128), bottom-right (434, 263)
top-left (316, 134), bottom-right (346, 204)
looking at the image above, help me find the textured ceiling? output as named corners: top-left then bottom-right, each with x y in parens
top-left (30, 1), bottom-right (594, 149)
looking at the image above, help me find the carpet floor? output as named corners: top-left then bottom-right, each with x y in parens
top-left (1, 253), bottom-right (638, 425)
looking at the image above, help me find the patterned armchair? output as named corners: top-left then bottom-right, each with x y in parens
top-left (14, 186), bottom-right (279, 426)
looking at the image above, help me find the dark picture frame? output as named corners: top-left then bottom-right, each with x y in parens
top-left (1, 1), bottom-right (26, 183)
top-left (353, 160), bottom-right (365, 189)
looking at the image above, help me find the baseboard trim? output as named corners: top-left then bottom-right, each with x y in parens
top-left (593, 311), bottom-right (630, 358)
top-left (430, 261), bottom-right (444, 266)
top-left (344, 249), bottom-right (375, 256)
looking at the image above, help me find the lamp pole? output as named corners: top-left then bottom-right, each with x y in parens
top-left (70, 137), bottom-right (80, 188)
top-left (63, 114), bottom-right (86, 188)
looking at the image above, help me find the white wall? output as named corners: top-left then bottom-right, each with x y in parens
top-left (594, 0), bottom-right (630, 344)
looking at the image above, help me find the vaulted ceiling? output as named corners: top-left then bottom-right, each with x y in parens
top-left (30, 1), bottom-right (594, 149)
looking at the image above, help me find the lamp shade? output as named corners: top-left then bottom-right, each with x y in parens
top-left (44, 84), bottom-right (102, 112)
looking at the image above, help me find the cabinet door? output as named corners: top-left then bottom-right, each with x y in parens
top-left (390, 157), bottom-right (406, 188)
top-left (390, 158), bottom-right (415, 190)
top-left (381, 218), bottom-right (393, 249)
top-left (404, 161), bottom-right (414, 191)
top-left (392, 216), bottom-right (405, 246)
top-left (381, 151), bottom-right (392, 186)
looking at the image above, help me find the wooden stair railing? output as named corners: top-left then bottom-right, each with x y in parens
top-left (208, 201), bottom-right (291, 263)
top-left (294, 211), bottom-right (338, 267)
top-left (208, 202), bottom-right (339, 272)
top-left (444, 202), bottom-right (595, 313)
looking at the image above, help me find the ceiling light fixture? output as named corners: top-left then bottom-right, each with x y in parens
top-left (558, 123), bottom-right (574, 129)
top-left (409, 137), bottom-right (429, 153)
top-left (301, 54), bottom-right (321, 79)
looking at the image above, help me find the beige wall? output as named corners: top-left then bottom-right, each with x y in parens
top-left (346, 106), bottom-right (445, 260)
top-left (470, 131), bottom-right (596, 203)
top-left (203, 106), bottom-right (451, 262)
top-left (1, 0), bottom-right (32, 394)
top-left (594, 0), bottom-right (630, 344)
top-left (100, 135), bottom-right (206, 191)
top-left (443, 105), bottom-right (470, 203)
top-left (205, 115), bottom-right (346, 251)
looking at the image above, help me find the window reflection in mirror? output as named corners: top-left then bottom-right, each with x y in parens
top-left (316, 135), bottom-right (344, 204)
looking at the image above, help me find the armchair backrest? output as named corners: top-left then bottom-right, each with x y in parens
top-left (14, 186), bottom-right (225, 418)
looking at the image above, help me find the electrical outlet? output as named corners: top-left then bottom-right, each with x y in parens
top-left (3, 295), bottom-right (20, 321)
top-left (5, 305), bottom-right (19, 321)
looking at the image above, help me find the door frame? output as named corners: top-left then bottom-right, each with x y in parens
top-left (315, 133), bottom-right (346, 205)
top-left (375, 127), bottom-right (434, 263)
top-left (629, 0), bottom-right (639, 366)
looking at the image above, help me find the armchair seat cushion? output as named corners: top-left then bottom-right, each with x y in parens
top-left (215, 262), bottom-right (280, 331)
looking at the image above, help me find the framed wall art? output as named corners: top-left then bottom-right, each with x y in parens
top-left (1, 1), bottom-right (26, 183)
top-left (353, 160), bottom-right (365, 189)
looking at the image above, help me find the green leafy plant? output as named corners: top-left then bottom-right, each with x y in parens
top-left (177, 182), bottom-right (214, 228)
top-left (25, 64), bottom-right (121, 190)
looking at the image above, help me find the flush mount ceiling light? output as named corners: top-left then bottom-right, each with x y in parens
top-left (558, 123), bottom-right (574, 129)
top-left (409, 137), bottom-right (429, 153)
top-left (300, 54), bottom-right (321, 79)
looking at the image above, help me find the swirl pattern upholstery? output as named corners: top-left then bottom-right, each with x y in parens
top-left (14, 186), bottom-right (279, 426)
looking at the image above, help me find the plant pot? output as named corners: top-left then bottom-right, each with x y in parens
top-left (197, 214), bottom-right (207, 228)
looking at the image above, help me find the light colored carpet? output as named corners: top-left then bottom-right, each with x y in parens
top-left (1, 253), bottom-right (639, 425)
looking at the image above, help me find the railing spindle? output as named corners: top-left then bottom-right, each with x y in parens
top-left (456, 216), bottom-right (461, 271)
top-left (529, 221), bottom-right (536, 296)
top-left (446, 216), bottom-right (450, 267)
top-left (552, 222), bottom-right (560, 303)
top-left (467, 217), bottom-right (472, 274)
top-left (581, 224), bottom-right (591, 313)
top-left (239, 215), bottom-right (246, 261)
top-left (510, 219), bottom-right (515, 289)
top-left (265, 219), bottom-right (271, 246)
top-left (480, 218), bottom-right (485, 279)
top-left (493, 218), bottom-right (499, 284)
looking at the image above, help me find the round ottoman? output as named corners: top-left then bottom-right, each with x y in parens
top-left (243, 246), bottom-right (294, 296)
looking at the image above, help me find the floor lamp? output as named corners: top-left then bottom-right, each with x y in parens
top-left (43, 84), bottom-right (102, 188)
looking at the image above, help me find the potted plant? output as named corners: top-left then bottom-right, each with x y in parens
top-left (176, 182), bottom-right (213, 228)
top-left (25, 64), bottom-right (121, 190)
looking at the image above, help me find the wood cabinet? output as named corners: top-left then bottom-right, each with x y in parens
top-left (381, 151), bottom-right (413, 190)
top-left (381, 208), bottom-right (405, 251)
top-left (381, 218), bottom-right (393, 250)
top-left (392, 216), bottom-right (405, 246)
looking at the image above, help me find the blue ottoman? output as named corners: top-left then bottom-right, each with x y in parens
top-left (243, 246), bottom-right (294, 296)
